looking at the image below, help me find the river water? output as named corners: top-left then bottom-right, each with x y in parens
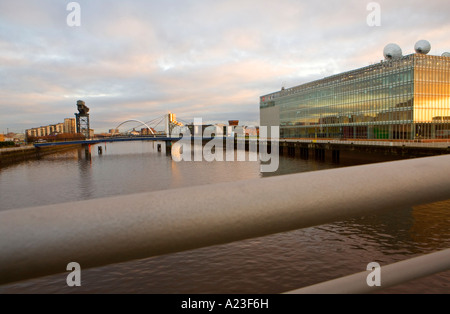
top-left (0, 141), bottom-right (449, 294)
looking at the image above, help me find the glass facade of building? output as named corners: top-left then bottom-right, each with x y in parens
top-left (260, 54), bottom-right (450, 139)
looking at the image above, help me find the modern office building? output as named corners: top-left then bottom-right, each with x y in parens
top-left (260, 41), bottom-right (450, 140)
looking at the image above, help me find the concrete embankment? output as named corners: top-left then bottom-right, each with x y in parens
top-left (0, 145), bottom-right (81, 167)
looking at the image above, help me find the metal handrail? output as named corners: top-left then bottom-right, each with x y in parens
top-left (285, 248), bottom-right (450, 294)
top-left (1, 155), bottom-right (450, 287)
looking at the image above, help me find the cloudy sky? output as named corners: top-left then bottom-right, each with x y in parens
top-left (1, 0), bottom-right (449, 133)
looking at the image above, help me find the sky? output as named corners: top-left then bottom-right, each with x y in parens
top-left (1, 0), bottom-right (450, 133)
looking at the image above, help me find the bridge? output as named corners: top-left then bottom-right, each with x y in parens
top-left (32, 113), bottom-right (188, 149)
top-left (33, 136), bottom-right (182, 148)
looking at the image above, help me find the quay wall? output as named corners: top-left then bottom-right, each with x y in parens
top-left (0, 145), bottom-right (81, 167)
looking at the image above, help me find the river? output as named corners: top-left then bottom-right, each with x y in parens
top-left (0, 141), bottom-right (449, 293)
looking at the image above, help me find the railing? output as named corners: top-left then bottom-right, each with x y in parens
top-left (285, 248), bottom-right (450, 294)
top-left (1, 155), bottom-right (450, 291)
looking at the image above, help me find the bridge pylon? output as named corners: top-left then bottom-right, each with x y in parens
top-left (165, 112), bottom-right (183, 136)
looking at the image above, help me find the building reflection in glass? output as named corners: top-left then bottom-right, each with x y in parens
top-left (261, 53), bottom-right (450, 140)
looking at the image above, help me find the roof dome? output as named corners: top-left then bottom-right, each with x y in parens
top-left (383, 43), bottom-right (402, 60)
top-left (414, 40), bottom-right (431, 54)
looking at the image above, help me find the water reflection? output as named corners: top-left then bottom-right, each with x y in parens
top-left (77, 148), bottom-right (94, 200)
top-left (317, 207), bottom-right (418, 256)
top-left (410, 200), bottom-right (450, 250)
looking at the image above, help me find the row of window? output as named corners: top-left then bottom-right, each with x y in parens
top-left (280, 122), bottom-right (450, 140)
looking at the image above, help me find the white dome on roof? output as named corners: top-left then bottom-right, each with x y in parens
top-left (415, 40), bottom-right (431, 54)
top-left (383, 43), bottom-right (402, 60)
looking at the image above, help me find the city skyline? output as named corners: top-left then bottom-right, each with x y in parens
top-left (1, 0), bottom-right (450, 133)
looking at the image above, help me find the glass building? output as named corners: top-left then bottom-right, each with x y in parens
top-left (260, 53), bottom-right (450, 140)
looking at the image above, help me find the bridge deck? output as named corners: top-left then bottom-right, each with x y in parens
top-left (33, 136), bottom-right (182, 147)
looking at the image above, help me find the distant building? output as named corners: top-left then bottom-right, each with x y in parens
top-left (141, 127), bottom-right (156, 135)
top-left (26, 117), bottom-right (77, 141)
top-left (64, 118), bottom-right (76, 134)
top-left (52, 123), bottom-right (64, 134)
top-left (203, 125), bottom-right (224, 137)
top-left (41, 126), bottom-right (50, 137)
top-left (95, 132), bottom-right (111, 138)
top-left (0, 134), bottom-right (4, 142)
top-left (25, 129), bottom-right (33, 138)
top-left (245, 126), bottom-right (259, 136)
top-left (186, 123), bottom-right (213, 136)
top-left (9, 133), bottom-right (25, 142)
top-left (130, 129), bottom-right (140, 136)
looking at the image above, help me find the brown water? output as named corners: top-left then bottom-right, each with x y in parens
top-left (0, 141), bottom-right (449, 294)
